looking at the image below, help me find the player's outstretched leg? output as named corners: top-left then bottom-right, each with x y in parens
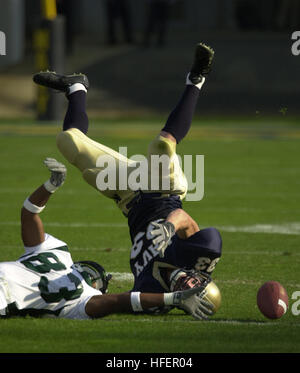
top-left (33, 71), bottom-right (90, 134)
top-left (33, 71), bottom-right (135, 215)
top-left (33, 71), bottom-right (105, 172)
top-left (146, 43), bottom-right (214, 198)
top-left (161, 42), bottom-right (214, 144)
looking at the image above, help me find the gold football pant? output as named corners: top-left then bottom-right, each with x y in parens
top-left (56, 128), bottom-right (187, 216)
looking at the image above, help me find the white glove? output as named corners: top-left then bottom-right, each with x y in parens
top-left (177, 289), bottom-right (214, 320)
top-left (43, 157), bottom-right (67, 193)
top-left (166, 285), bottom-right (214, 321)
top-left (147, 220), bottom-right (175, 258)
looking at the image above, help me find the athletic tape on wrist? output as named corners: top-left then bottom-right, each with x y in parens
top-left (23, 198), bottom-right (46, 214)
top-left (130, 292), bottom-right (143, 312)
top-left (43, 180), bottom-right (58, 193)
top-left (163, 292), bottom-right (175, 306)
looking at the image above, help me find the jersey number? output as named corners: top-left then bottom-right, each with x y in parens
top-left (21, 252), bottom-right (83, 303)
top-left (195, 257), bottom-right (220, 273)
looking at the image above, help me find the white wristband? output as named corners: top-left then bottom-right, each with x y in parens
top-left (23, 198), bottom-right (46, 214)
top-left (130, 292), bottom-right (143, 312)
top-left (163, 292), bottom-right (175, 306)
top-left (44, 180), bottom-right (57, 193)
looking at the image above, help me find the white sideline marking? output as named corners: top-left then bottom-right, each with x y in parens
top-left (226, 250), bottom-right (300, 256)
top-left (2, 243), bottom-right (300, 256)
top-left (218, 279), bottom-right (300, 288)
top-left (0, 188), bottom-right (95, 195)
top-left (104, 318), bottom-right (300, 327)
top-left (218, 222), bottom-right (300, 235)
top-left (2, 221), bottom-right (300, 235)
top-left (71, 247), bottom-right (129, 252)
top-left (110, 272), bottom-right (134, 281)
top-left (0, 221), bottom-right (127, 228)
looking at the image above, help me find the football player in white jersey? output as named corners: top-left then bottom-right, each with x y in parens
top-left (0, 158), bottom-right (213, 320)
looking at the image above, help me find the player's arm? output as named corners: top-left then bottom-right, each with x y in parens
top-left (21, 158), bottom-right (66, 247)
top-left (85, 284), bottom-right (213, 321)
top-left (147, 209), bottom-right (199, 258)
top-left (165, 208), bottom-right (199, 239)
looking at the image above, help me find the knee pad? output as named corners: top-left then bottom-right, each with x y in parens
top-left (56, 128), bottom-right (98, 171)
top-left (147, 135), bottom-right (188, 198)
top-left (56, 129), bottom-right (81, 166)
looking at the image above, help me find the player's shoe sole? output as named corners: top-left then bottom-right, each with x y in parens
top-left (33, 71), bottom-right (89, 93)
top-left (189, 43), bottom-right (215, 84)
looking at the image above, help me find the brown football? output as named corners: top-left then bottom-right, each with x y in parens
top-left (257, 281), bottom-right (289, 319)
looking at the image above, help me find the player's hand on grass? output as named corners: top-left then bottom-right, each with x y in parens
top-left (172, 286), bottom-right (214, 321)
top-left (147, 220), bottom-right (176, 258)
top-left (43, 158), bottom-right (67, 193)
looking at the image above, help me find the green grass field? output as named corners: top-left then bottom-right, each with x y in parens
top-left (0, 117), bottom-right (300, 354)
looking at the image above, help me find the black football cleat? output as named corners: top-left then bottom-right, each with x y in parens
top-left (189, 43), bottom-right (215, 85)
top-left (33, 71), bottom-right (89, 93)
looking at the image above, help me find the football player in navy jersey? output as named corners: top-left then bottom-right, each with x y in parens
top-left (33, 42), bottom-right (222, 318)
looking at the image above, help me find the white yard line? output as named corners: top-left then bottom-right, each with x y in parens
top-left (218, 222), bottom-right (300, 235)
top-left (0, 221), bottom-right (127, 228)
top-left (0, 188), bottom-right (95, 195)
top-left (110, 272), bottom-right (134, 281)
top-left (71, 247), bottom-right (129, 252)
top-left (103, 317), bottom-right (300, 326)
top-left (215, 278), bottom-right (300, 288)
top-left (0, 221), bottom-right (300, 235)
top-left (109, 272), bottom-right (300, 288)
top-left (226, 250), bottom-right (300, 256)
top-left (2, 221), bottom-right (300, 235)
top-left (2, 243), bottom-right (299, 257)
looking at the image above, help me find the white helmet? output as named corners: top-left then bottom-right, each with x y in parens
top-left (73, 260), bottom-right (112, 293)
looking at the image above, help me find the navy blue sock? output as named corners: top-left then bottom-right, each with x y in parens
top-left (63, 91), bottom-right (89, 134)
top-left (162, 85), bottom-right (200, 143)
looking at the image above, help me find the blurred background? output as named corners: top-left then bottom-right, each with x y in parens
top-left (0, 0), bottom-right (299, 120)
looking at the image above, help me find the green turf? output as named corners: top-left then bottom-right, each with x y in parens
top-left (0, 117), bottom-right (300, 353)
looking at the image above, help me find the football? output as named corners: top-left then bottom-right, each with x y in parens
top-left (257, 281), bottom-right (289, 319)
